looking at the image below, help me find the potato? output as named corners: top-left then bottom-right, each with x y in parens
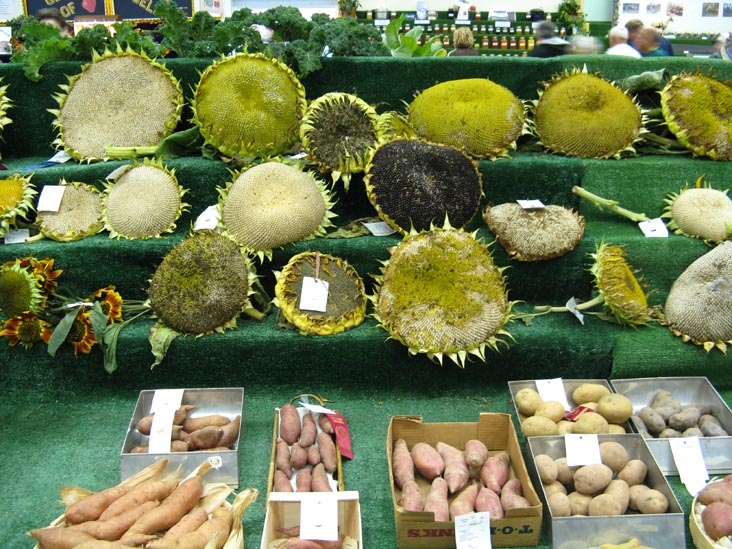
top-left (557, 420), bottom-right (574, 435)
top-left (521, 415), bottom-right (559, 437)
top-left (659, 428), bottom-right (682, 438)
top-left (278, 404), bottom-right (301, 445)
top-left (668, 406), bottom-right (702, 431)
top-left (700, 415), bottom-right (730, 437)
top-left (603, 479), bottom-right (630, 514)
top-left (535, 401), bottom-right (566, 423)
top-left (616, 459), bottom-right (647, 486)
top-left (573, 412), bottom-right (609, 434)
top-left (411, 442), bottom-right (444, 480)
top-left (638, 406), bottom-right (666, 435)
top-left (572, 383), bottom-right (611, 405)
top-left (701, 501), bottom-right (732, 540)
top-left (515, 388), bottom-right (543, 416)
top-left (607, 424), bottom-right (627, 434)
top-left (555, 457), bottom-right (578, 486)
top-left (636, 488), bottom-right (669, 514)
top-left (568, 491), bottom-right (593, 516)
top-left (588, 493), bottom-right (623, 516)
top-left (543, 480), bottom-right (567, 497)
top-left (548, 492), bottom-right (572, 517)
top-left (596, 394), bottom-right (633, 425)
top-left (628, 484), bottom-right (652, 511)
top-left (650, 391), bottom-right (682, 421)
top-left (573, 463), bottom-right (613, 495)
top-left (535, 453), bottom-right (558, 483)
top-left (683, 426), bottom-right (704, 438)
top-left (599, 441), bottom-right (629, 473)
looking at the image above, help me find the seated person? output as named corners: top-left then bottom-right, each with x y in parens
top-left (605, 25), bottom-right (641, 57)
top-left (626, 18), bottom-right (673, 56)
top-left (449, 27), bottom-right (480, 56)
top-left (635, 27), bottom-right (669, 57)
top-left (36, 8), bottom-right (73, 37)
top-left (528, 21), bottom-right (570, 58)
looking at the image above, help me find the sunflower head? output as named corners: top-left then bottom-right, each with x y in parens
top-left (65, 309), bottom-right (96, 356)
top-left (0, 173), bottom-right (36, 238)
top-left (36, 180), bottom-right (104, 242)
top-left (0, 261), bottom-right (44, 318)
top-left (0, 311), bottom-right (52, 349)
top-left (662, 176), bottom-right (732, 242)
top-left (89, 285), bottom-right (124, 324)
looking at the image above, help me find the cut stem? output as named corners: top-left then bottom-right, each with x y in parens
top-left (572, 186), bottom-right (650, 223)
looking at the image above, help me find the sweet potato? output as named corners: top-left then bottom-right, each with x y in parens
top-left (475, 485), bottom-right (504, 519)
top-left (99, 477), bottom-right (178, 521)
top-left (276, 538), bottom-right (344, 549)
top-left (72, 542), bottom-right (141, 549)
top-left (307, 444), bottom-right (321, 467)
top-left (216, 414), bottom-right (241, 448)
top-left (500, 479), bottom-right (531, 510)
top-left (276, 438), bottom-right (293, 479)
top-left (176, 507), bottom-right (232, 549)
top-left (702, 501), bottom-right (732, 540)
top-left (423, 477), bottom-right (449, 522)
top-left (137, 405), bottom-right (196, 435)
top-left (480, 452), bottom-right (510, 494)
top-left (65, 485), bottom-right (131, 524)
top-left (316, 431), bottom-right (337, 473)
top-left (318, 413), bottom-right (334, 434)
top-left (411, 442), bottom-right (445, 480)
top-left (70, 500), bottom-right (160, 540)
top-left (296, 467), bottom-right (312, 492)
top-left (183, 425), bottom-right (224, 450)
top-left (310, 463), bottom-right (332, 492)
top-left (464, 439), bottom-right (489, 469)
top-left (398, 480), bottom-right (424, 512)
top-left (300, 412), bottom-right (317, 447)
top-left (181, 414), bottom-right (230, 433)
top-left (449, 482), bottom-right (479, 519)
top-left (436, 441), bottom-right (469, 494)
top-left (149, 507), bottom-right (208, 545)
top-left (274, 469), bottom-right (294, 492)
top-left (279, 404), bottom-right (302, 445)
top-left (391, 438), bottom-right (415, 489)
top-left (290, 442), bottom-right (308, 470)
top-left (28, 526), bottom-right (99, 549)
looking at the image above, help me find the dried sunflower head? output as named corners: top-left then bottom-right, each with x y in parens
top-left (483, 203), bottom-right (585, 262)
top-left (219, 161), bottom-right (336, 262)
top-left (408, 77), bottom-right (526, 159)
top-left (273, 252), bottom-right (366, 335)
top-left (364, 139), bottom-right (483, 235)
top-left (0, 174), bottom-right (36, 238)
top-left (147, 230), bottom-right (257, 335)
top-left (371, 224), bottom-right (515, 366)
top-left (664, 241), bottom-right (732, 352)
top-left (660, 72), bottom-right (732, 160)
top-left (50, 47), bottom-right (184, 162)
top-left (532, 68), bottom-right (644, 158)
top-left (662, 176), bottom-right (732, 242)
top-left (103, 159), bottom-right (189, 240)
top-left (35, 180), bottom-right (104, 242)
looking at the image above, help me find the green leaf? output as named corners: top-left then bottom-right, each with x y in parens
top-left (48, 306), bottom-right (80, 357)
top-left (400, 35), bottom-right (418, 50)
top-left (149, 323), bottom-right (180, 369)
top-left (154, 126), bottom-right (205, 160)
top-left (384, 14), bottom-right (406, 50)
top-left (391, 45), bottom-right (415, 57)
top-left (90, 302), bottom-right (109, 348)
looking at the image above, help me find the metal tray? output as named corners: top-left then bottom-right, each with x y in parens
top-left (120, 387), bottom-right (244, 486)
top-left (610, 376), bottom-right (732, 475)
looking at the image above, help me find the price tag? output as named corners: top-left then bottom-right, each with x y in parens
top-left (566, 296), bottom-right (584, 325)
top-left (455, 512), bottom-right (492, 549)
top-left (299, 493), bottom-right (339, 542)
top-left (194, 205), bottom-right (220, 231)
top-left (564, 434), bottom-right (602, 467)
top-left (3, 228), bottom-right (30, 244)
top-left (299, 276), bottom-right (329, 313)
top-left (639, 218), bottom-right (669, 238)
top-left (106, 164), bottom-right (130, 181)
top-left (361, 220), bottom-right (396, 236)
top-left (669, 437), bottom-right (709, 495)
top-left (37, 185), bottom-right (65, 212)
top-left (517, 199), bottom-right (545, 210)
top-left (148, 389), bottom-right (184, 454)
top-left (49, 150), bottom-right (72, 163)
top-left (535, 378), bottom-right (571, 410)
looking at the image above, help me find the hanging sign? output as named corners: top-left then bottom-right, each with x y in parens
top-left (109, 0), bottom-right (191, 20)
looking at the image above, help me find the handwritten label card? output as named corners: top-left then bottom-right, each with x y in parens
top-left (299, 276), bottom-right (329, 313)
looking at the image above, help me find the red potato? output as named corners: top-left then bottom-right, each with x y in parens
top-left (436, 441), bottom-right (470, 494)
top-left (475, 485), bottom-right (504, 519)
top-left (307, 444), bottom-right (321, 466)
top-left (69, 500), bottom-right (160, 540)
top-left (216, 415), bottom-right (241, 448)
top-left (318, 413), bottom-right (334, 434)
top-left (699, 476), bottom-right (732, 506)
top-left (317, 431), bottom-right (338, 473)
top-left (500, 478), bottom-right (532, 510)
top-left (99, 477), bottom-right (178, 520)
top-left (480, 452), bottom-right (511, 494)
top-left (311, 463), bottom-right (332, 492)
top-left (279, 404), bottom-right (302, 445)
top-left (450, 482), bottom-right (479, 520)
top-left (276, 438), bottom-right (293, 479)
top-left (702, 501), bottom-right (732, 540)
top-left (137, 405), bottom-right (197, 435)
top-left (274, 469), bottom-right (294, 493)
top-left (411, 442), bottom-right (445, 480)
top-left (290, 442), bottom-right (308, 470)
top-left (398, 480), bottom-right (424, 512)
top-left (296, 467), bottom-right (312, 492)
top-left (465, 439), bottom-right (489, 469)
top-left (392, 438), bottom-right (415, 489)
top-left (64, 485), bottom-right (131, 524)
top-left (300, 412), bottom-right (317, 447)
top-left (424, 477), bottom-right (449, 522)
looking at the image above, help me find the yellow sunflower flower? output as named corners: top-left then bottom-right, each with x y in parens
top-left (64, 309), bottom-right (96, 356)
top-left (0, 312), bottom-right (52, 349)
top-left (89, 285), bottom-right (123, 323)
top-left (0, 173), bottom-right (36, 237)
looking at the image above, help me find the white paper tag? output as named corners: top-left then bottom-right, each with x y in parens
top-left (564, 434), bottom-right (602, 467)
top-left (669, 437), bottom-right (709, 495)
top-left (299, 276), bottom-right (329, 313)
top-left (517, 199), bottom-right (545, 210)
top-left (639, 217), bottom-right (669, 238)
top-left (299, 493), bottom-right (339, 542)
top-left (362, 220), bottom-right (396, 236)
top-left (106, 164), bottom-right (131, 181)
top-left (535, 378), bottom-right (571, 411)
top-left (37, 185), bottom-right (66, 212)
top-left (566, 296), bottom-right (585, 325)
top-left (49, 150), bottom-right (72, 163)
top-left (148, 389), bottom-right (184, 454)
top-left (455, 512), bottom-right (492, 549)
top-left (3, 228), bottom-right (30, 244)
top-left (194, 205), bottom-right (220, 231)
top-left (299, 401), bottom-right (336, 415)
top-left (288, 151), bottom-right (309, 159)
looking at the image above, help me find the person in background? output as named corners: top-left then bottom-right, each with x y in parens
top-left (710, 33), bottom-right (731, 60)
top-left (448, 26), bottom-right (480, 56)
top-left (605, 25), bottom-right (641, 57)
top-left (626, 18), bottom-right (673, 55)
top-left (635, 27), bottom-right (669, 57)
top-left (528, 21), bottom-right (570, 57)
top-left (569, 34), bottom-right (603, 54)
top-left (36, 8), bottom-right (73, 37)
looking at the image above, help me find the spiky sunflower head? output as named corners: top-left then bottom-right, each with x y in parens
top-left (590, 242), bottom-right (659, 327)
top-left (483, 203), bottom-right (585, 262)
top-left (147, 230), bottom-right (258, 335)
top-left (662, 176), bottom-right (732, 242)
top-left (273, 252), bottom-right (367, 336)
top-left (408, 77), bottom-right (527, 159)
top-left (0, 173), bottom-right (36, 238)
top-left (102, 158), bottom-right (189, 240)
top-left (664, 241), bottom-right (732, 352)
top-left (0, 261), bottom-right (44, 318)
top-left (0, 80), bottom-right (13, 138)
top-left (0, 311), bottom-right (52, 349)
top-left (377, 111), bottom-right (418, 142)
top-left (370, 223), bottom-right (515, 366)
top-left (35, 180), bottom-right (104, 242)
top-left (531, 67), bottom-right (645, 159)
top-left (191, 53), bottom-right (306, 160)
top-left (218, 160), bottom-right (336, 262)
top-left (50, 47), bottom-right (184, 162)
top-left (300, 92), bottom-right (382, 190)
top-left (660, 72), bottom-right (732, 160)
top-left (364, 139), bottom-right (483, 235)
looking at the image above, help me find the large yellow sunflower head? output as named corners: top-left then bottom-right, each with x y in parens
top-left (0, 173), bottom-right (36, 238)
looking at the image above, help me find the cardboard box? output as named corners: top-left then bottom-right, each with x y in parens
top-left (120, 387), bottom-right (243, 487)
top-left (260, 491), bottom-right (362, 548)
top-left (387, 413), bottom-right (542, 548)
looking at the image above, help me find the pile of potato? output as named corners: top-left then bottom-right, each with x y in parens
top-left (534, 441), bottom-right (670, 518)
top-left (515, 383), bottom-right (633, 437)
top-left (391, 438), bottom-right (533, 521)
top-left (272, 403), bottom-right (339, 493)
top-left (633, 389), bottom-right (730, 438)
top-left (131, 405), bottom-right (242, 453)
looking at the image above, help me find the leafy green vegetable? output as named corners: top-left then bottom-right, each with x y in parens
top-left (385, 14), bottom-right (445, 57)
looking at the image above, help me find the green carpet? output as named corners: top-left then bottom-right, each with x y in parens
top-left (2, 55), bottom-right (732, 548)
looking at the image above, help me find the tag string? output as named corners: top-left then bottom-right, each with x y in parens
top-left (315, 252), bottom-right (321, 281)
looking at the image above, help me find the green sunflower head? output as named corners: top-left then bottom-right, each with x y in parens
top-left (0, 261), bottom-right (44, 318)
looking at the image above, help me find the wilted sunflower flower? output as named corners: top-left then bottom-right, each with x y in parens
top-left (0, 173), bottom-right (36, 238)
top-left (89, 285), bottom-right (123, 324)
top-left (0, 311), bottom-right (52, 349)
top-left (64, 309), bottom-right (96, 356)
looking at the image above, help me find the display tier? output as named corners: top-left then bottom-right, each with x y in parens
top-left (2, 55), bottom-right (732, 548)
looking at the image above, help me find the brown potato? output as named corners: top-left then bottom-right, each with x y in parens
top-left (515, 388), bottom-right (543, 416)
top-left (588, 493), bottom-right (623, 516)
top-left (554, 457), bottom-right (578, 485)
top-left (543, 480), bottom-right (567, 497)
top-left (568, 491), bottom-right (593, 516)
top-left (535, 453), bottom-right (558, 483)
top-left (628, 484), bottom-right (652, 511)
top-left (599, 441), bottom-right (629, 473)
top-left (535, 401), bottom-right (566, 423)
top-left (572, 411), bottom-right (609, 434)
top-left (596, 394), bottom-right (633, 425)
top-left (548, 492), bottom-right (572, 517)
top-left (572, 383), bottom-right (611, 405)
top-left (617, 459), bottom-right (648, 486)
top-left (636, 488), bottom-right (669, 514)
top-left (521, 415), bottom-right (559, 437)
top-left (573, 463), bottom-right (613, 495)
top-left (603, 479), bottom-right (630, 514)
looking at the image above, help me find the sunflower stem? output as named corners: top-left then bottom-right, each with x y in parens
top-left (23, 233), bottom-right (46, 243)
top-left (641, 131), bottom-right (687, 149)
top-left (533, 294), bottom-right (605, 313)
top-left (105, 146), bottom-right (158, 159)
top-left (572, 186), bottom-right (650, 223)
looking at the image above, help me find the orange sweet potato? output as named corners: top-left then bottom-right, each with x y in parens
top-left (279, 404), bottom-right (302, 445)
top-left (181, 414), bottom-right (230, 433)
top-left (99, 477), bottom-right (178, 521)
top-left (216, 415), bottom-right (241, 448)
top-left (176, 507), bottom-right (232, 549)
top-left (65, 485), bottom-right (131, 524)
top-left (137, 405), bottom-right (196, 435)
top-left (300, 412), bottom-right (317, 447)
top-left (290, 442), bottom-right (308, 470)
top-left (276, 438), bottom-right (293, 479)
top-left (70, 542), bottom-right (141, 549)
top-left (480, 452), bottom-right (511, 494)
top-left (398, 480), bottom-right (424, 512)
top-left (423, 477), bottom-right (449, 522)
top-left (316, 432), bottom-right (337, 473)
top-left (182, 425), bottom-right (224, 450)
top-left (411, 442), bottom-right (445, 480)
top-left (475, 486), bottom-right (504, 519)
top-left (274, 469), bottom-right (294, 493)
top-left (70, 500), bottom-right (160, 540)
top-left (391, 438), bottom-right (415, 490)
top-left (500, 478), bottom-right (532, 510)
top-left (449, 482), bottom-right (479, 520)
top-left (28, 526), bottom-right (99, 548)
top-left (436, 441), bottom-right (470, 494)
top-left (310, 463), bottom-right (332, 492)
top-left (129, 440), bottom-right (189, 454)
top-left (149, 507), bottom-right (208, 545)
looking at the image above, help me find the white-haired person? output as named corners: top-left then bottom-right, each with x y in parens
top-left (605, 25), bottom-right (641, 57)
top-left (710, 32), bottom-right (731, 60)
